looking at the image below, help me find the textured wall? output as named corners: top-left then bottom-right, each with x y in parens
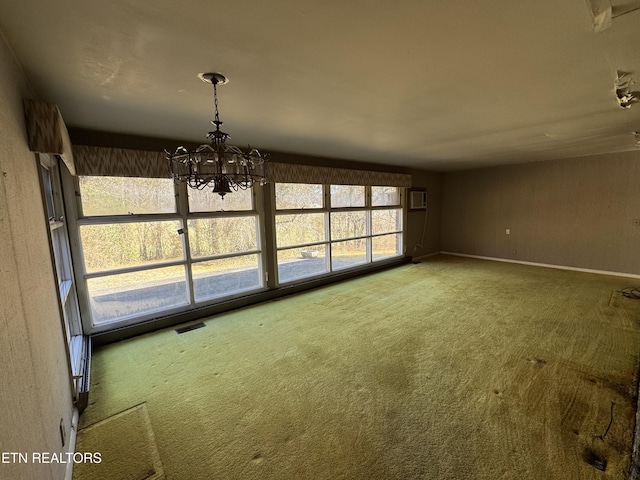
top-left (0, 32), bottom-right (73, 479)
top-left (406, 169), bottom-right (441, 257)
top-left (441, 151), bottom-right (640, 275)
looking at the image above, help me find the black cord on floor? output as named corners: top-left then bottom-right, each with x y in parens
top-left (600, 401), bottom-right (615, 441)
top-left (620, 287), bottom-right (640, 299)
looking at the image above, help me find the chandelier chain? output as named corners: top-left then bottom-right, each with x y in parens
top-left (213, 82), bottom-right (220, 125)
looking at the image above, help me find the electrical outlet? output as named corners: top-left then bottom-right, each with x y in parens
top-left (512, 248), bottom-right (517, 255)
top-left (633, 219), bottom-right (640, 226)
top-left (505, 228), bottom-right (510, 235)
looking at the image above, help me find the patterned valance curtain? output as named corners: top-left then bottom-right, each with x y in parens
top-left (70, 144), bottom-right (412, 187)
top-left (23, 99), bottom-right (76, 175)
top-left (73, 145), bottom-right (168, 178)
top-left (268, 162), bottom-right (412, 187)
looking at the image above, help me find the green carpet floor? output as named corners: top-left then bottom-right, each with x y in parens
top-left (76, 255), bottom-right (640, 479)
top-left (74, 404), bottom-right (164, 480)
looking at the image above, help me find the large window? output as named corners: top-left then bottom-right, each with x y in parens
top-left (275, 184), bottom-right (404, 284)
top-left (74, 178), bottom-right (264, 329)
top-left (69, 174), bottom-right (404, 332)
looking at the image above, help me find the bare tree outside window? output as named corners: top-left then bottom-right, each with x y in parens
top-left (79, 176), bottom-right (175, 215)
top-left (330, 185), bottom-right (364, 208)
top-left (188, 186), bottom-right (253, 212)
top-left (275, 183), bottom-right (323, 209)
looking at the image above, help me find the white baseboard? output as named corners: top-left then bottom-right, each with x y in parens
top-left (438, 251), bottom-right (640, 280)
top-left (411, 251), bottom-right (441, 262)
top-left (64, 408), bottom-right (79, 480)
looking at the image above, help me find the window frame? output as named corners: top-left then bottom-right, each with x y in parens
top-left (272, 184), bottom-right (331, 285)
top-left (66, 174), bottom-right (268, 333)
top-left (39, 154), bottom-right (87, 401)
top-left (273, 184), bottom-right (405, 286)
top-left (63, 170), bottom-right (405, 334)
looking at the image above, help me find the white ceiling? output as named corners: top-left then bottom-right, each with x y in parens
top-left (1, 0), bottom-right (639, 171)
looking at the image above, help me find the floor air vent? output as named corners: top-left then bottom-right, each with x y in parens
top-left (175, 322), bottom-right (206, 334)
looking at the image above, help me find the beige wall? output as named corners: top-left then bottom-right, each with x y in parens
top-left (406, 169), bottom-right (441, 257)
top-left (441, 151), bottom-right (640, 275)
top-left (0, 32), bottom-right (73, 479)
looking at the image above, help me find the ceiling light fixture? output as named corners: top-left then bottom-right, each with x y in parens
top-left (166, 72), bottom-right (268, 198)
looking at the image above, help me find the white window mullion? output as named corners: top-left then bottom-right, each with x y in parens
top-left (325, 184), bottom-right (332, 272)
top-left (178, 181), bottom-right (196, 306)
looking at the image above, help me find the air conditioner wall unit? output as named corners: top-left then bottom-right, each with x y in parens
top-left (409, 190), bottom-right (427, 210)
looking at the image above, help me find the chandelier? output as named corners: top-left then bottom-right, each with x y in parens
top-left (166, 72), bottom-right (268, 197)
